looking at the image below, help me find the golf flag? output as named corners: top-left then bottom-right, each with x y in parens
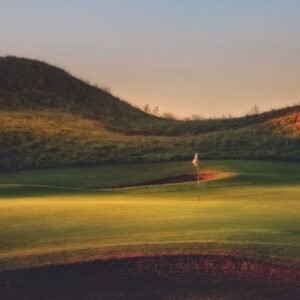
top-left (192, 152), bottom-right (198, 167)
top-left (192, 152), bottom-right (200, 200)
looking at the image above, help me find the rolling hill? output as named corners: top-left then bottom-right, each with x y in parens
top-left (0, 56), bottom-right (299, 171)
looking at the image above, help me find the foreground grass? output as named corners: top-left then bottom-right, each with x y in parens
top-left (0, 160), bottom-right (299, 271)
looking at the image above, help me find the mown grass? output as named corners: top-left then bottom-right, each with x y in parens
top-left (0, 160), bottom-right (298, 192)
top-left (0, 160), bottom-right (299, 271)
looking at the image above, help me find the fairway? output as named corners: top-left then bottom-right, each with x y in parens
top-left (0, 160), bottom-right (299, 272)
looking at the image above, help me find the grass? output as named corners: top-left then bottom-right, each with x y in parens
top-left (0, 56), bottom-right (299, 171)
top-left (0, 160), bottom-right (299, 271)
top-left (2, 56), bottom-right (299, 137)
top-left (1, 111), bottom-right (299, 171)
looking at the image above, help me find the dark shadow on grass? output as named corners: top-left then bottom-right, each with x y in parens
top-left (0, 254), bottom-right (299, 300)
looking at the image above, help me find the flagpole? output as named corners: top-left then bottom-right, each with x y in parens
top-left (197, 158), bottom-right (200, 201)
top-left (192, 152), bottom-right (200, 201)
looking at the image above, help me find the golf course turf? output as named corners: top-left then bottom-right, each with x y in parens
top-left (0, 160), bottom-right (299, 299)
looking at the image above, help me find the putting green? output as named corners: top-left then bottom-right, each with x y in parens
top-left (0, 160), bottom-right (299, 271)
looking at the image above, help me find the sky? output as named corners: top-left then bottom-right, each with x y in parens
top-left (1, 0), bottom-right (300, 117)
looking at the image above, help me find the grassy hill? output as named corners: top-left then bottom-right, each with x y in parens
top-left (0, 56), bottom-right (162, 133)
top-left (0, 56), bottom-right (299, 170)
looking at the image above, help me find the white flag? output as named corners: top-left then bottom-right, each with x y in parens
top-left (192, 153), bottom-right (198, 167)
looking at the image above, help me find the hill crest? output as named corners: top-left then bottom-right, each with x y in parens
top-left (1, 56), bottom-right (300, 136)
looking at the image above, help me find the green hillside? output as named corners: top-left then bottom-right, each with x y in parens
top-left (0, 56), bottom-right (299, 170)
top-left (0, 56), bottom-right (161, 133)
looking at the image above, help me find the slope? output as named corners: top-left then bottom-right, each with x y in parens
top-left (0, 56), bottom-right (299, 170)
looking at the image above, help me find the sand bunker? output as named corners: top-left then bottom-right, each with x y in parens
top-left (110, 173), bottom-right (217, 189)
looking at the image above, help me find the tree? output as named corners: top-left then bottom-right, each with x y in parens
top-left (248, 104), bottom-right (260, 115)
top-left (190, 114), bottom-right (204, 121)
top-left (143, 104), bottom-right (151, 113)
top-left (152, 106), bottom-right (160, 116)
top-left (163, 111), bottom-right (177, 120)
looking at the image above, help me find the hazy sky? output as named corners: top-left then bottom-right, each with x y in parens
top-left (1, 0), bottom-right (300, 117)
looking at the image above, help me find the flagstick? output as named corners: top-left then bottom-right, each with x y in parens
top-left (197, 160), bottom-right (200, 201)
top-left (192, 152), bottom-right (200, 201)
